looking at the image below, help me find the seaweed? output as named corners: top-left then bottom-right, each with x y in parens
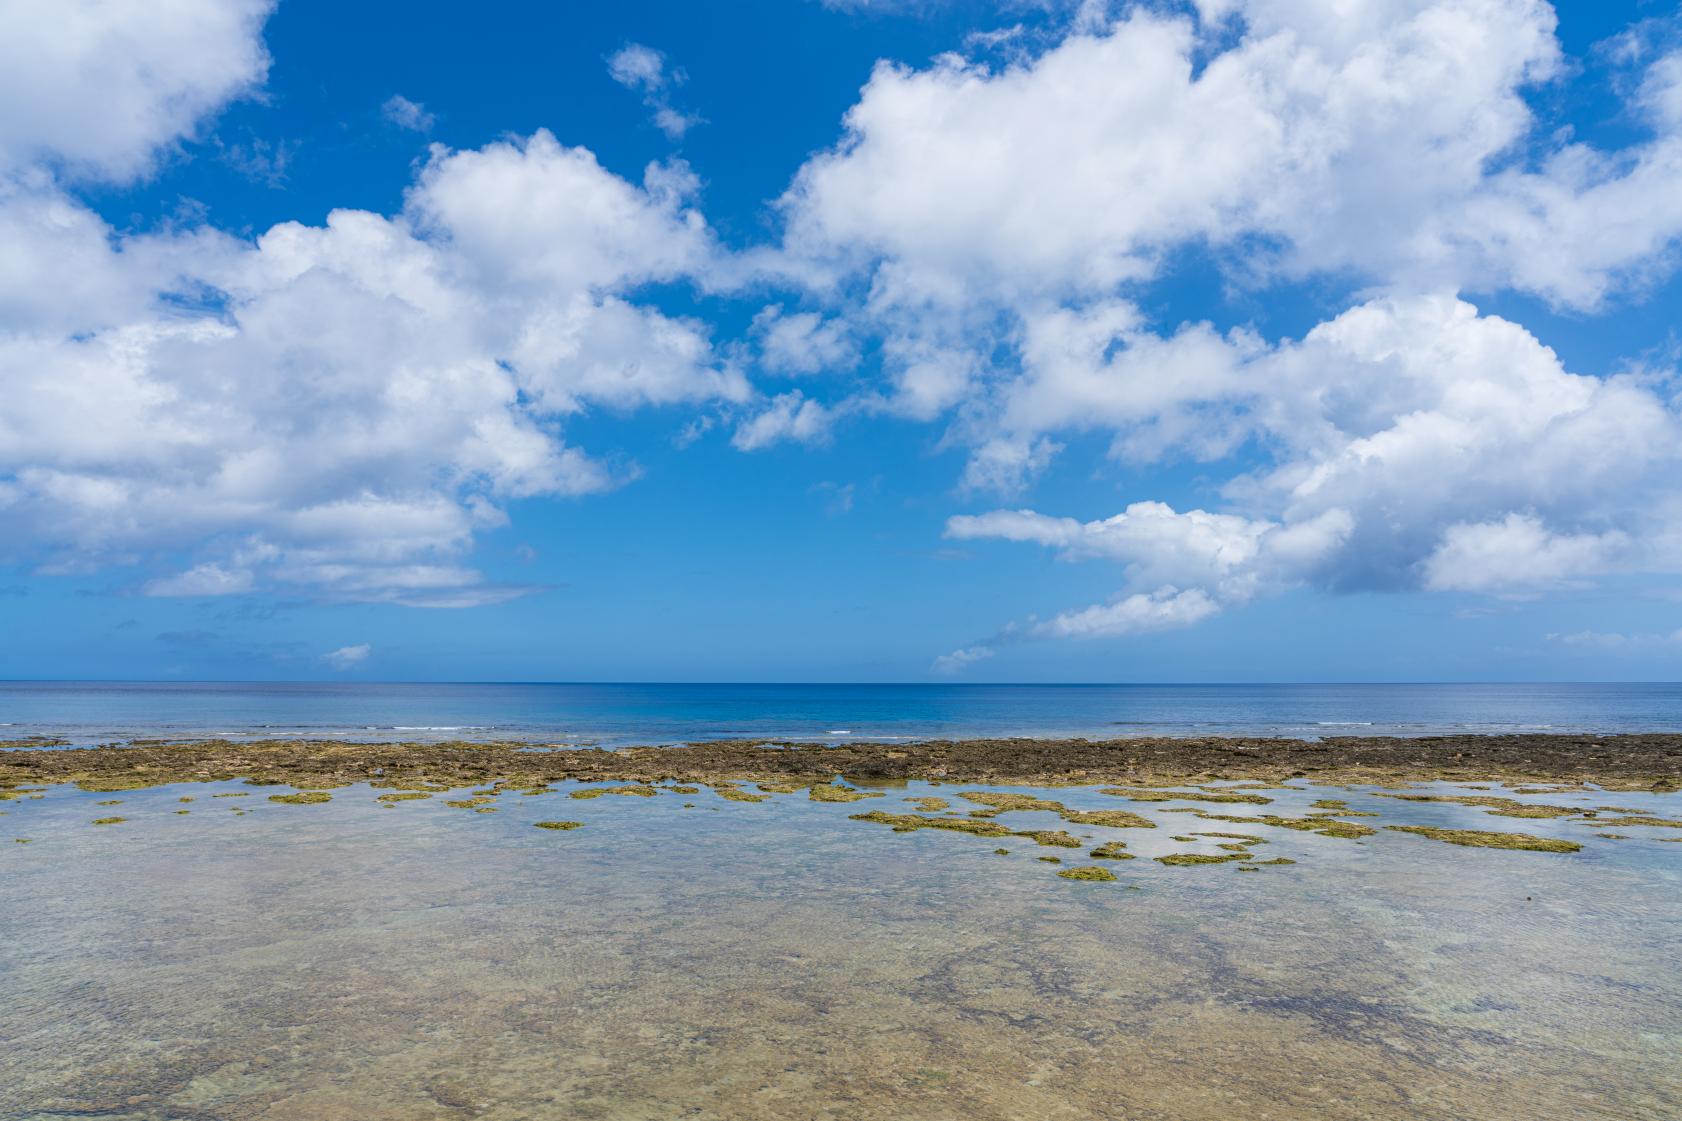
top-left (904, 796), bottom-right (951, 812)
top-left (376, 792), bottom-right (431, 803)
top-left (715, 787), bottom-right (769, 803)
top-left (958, 791), bottom-right (1067, 813)
top-left (809, 783), bottom-right (882, 803)
top-left (1059, 808), bottom-right (1156, 829)
top-left (847, 810), bottom-right (1014, 838)
top-left (1013, 829), bottom-right (1082, 848)
top-left (1585, 815), bottom-right (1682, 828)
top-left (1089, 841), bottom-right (1134, 860)
top-left (533, 821), bottom-right (585, 831)
top-left (1372, 793), bottom-right (1578, 819)
top-left (269, 791), bottom-right (332, 805)
top-left (1058, 866), bottom-right (1118, 881)
top-left (1386, 825), bottom-right (1581, 852)
top-left (1101, 788), bottom-right (1272, 805)
top-left (91, 816), bottom-right (126, 826)
top-left (1155, 852), bottom-right (1246, 866)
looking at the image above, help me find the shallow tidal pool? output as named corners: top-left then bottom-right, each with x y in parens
top-left (3, 777), bottom-right (1680, 1120)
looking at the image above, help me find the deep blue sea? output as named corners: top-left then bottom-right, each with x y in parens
top-left (2, 680), bottom-right (1680, 747)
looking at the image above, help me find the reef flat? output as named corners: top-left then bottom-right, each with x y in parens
top-left (3, 732), bottom-right (1679, 793)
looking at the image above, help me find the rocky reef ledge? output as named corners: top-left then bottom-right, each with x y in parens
top-left (3, 733), bottom-right (1679, 793)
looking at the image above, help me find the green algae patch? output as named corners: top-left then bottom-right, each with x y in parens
top-left (95, 800), bottom-right (122, 806)
top-left (1058, 865), bottom-right (1118, 881)
top-left (269, 791), bottom-right (332, 805)
top-left (1243, 857), bottom-right (1297, 866)
top-left (376, 791), bottom-right (432, 803)
top-left (1089, 841), bottom-right (1134, 860)
top-left (91, 816), bottom-right (126, 826)
top-left (1373, 793), bottom-right (1578, 819)
top-left (1101, 787), bottom-right (1272, 805)
top-left (1189, 831), bottom-right (1265, 843)
top-left (570, 784), bottom-right (661, 799)
top-left (1386, 825), bottom-right (1581, 852)
top-left (1015, 829), bottom-right (1082, 848)
top-left (533, 820), bottom-right (585, 831)
top-left (958, 791), bottom-right (1067, 813)
top-left (1311, 799), bottom-right (1353, 811)
top-left (993, 848), bottom-right (1011, 855)
top-left (1156, 852), bottom-right (1246, 866)
top-left (1060, 808), bottom-right (1156, 829)
top-left (905, 796), bottom-right (951, 812)
top-left (1191, 812), bottom-right (1376, 839)
top-left (715, 787), bottom-right (769, 803)
top-left (445, 797), bottom-right (495, 809)
top-left (1037, 855), bottom-right (1063, 864)
top-left (212, 792), bottom-right (249, 798)
top-left (754, 781), bottom-right (809, 794)
top-left (1586, 815), bottom-right (1682, 829)
top-left (665, 785), bottom-right (701, 794)
top-left (75, 778), bottom-right (165, 794)
top-left (809, 783), bottom-right (882, 803)
top-left (848, 810), bottom-right (1014, 838)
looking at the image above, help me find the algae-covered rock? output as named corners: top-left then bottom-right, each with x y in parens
top-left (95, 800), bottom-right (122, 806)
top-left (1060, 808), bottom-right (1156, 829)
top-left (570, 784), bottom-right (660, 799)
top-left (375, 792), bottom-right (430, 803)
top-left (1089, 841), bottom-right (1134, 860)
top-left (958, 791), bottom-right (1067, 813)
top-left (1058, 866), bottom-right (1118, 881)
top-left (809, 783), bottom-right (881, 803)
top-left (1014, 829), bottom-right (1082, 848)
top-left (269, 791), bottom-right (332, 805)
top-left (1155, 852), bottom-right (1246, 866)
top-left (533, 820), bottom-right (584, 831)
top-left (1374, 793), bottom-right (1578, 819)
top-left (849, 810), bottom-right (1014, 838)
top-left (1101, 788), bottom-right (1272, 805)
top-left (91, 816), bottom-right (126, 826)
top-left (1386, 825), bottom-right (1581, 852)
top-left (715, 787), bottom-right (769, 803)
top-left (1587, 815), bottom-right (1682, 829)
top-left (905, 796), bottom-right (951, 812)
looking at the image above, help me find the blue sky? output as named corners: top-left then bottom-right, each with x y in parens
top-left (3, 0), bottom-right (1682, 682)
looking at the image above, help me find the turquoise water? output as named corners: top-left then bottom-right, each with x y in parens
top-left (3, 775), bottom-right (1680, 1119)
top-left (4, 680), bottom-right (1682, 746)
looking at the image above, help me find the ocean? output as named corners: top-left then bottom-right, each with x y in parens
top-left (3, 679), bottom-right (1681, 746)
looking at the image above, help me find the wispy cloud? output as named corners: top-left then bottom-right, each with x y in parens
top-left (381, 94), bottom-right (434, 132)
top-left (322, 643), bottom-right (371, 670)
top-left (607, 43), bottom-right (702, 139)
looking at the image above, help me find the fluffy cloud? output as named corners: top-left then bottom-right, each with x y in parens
top-left (0, 0), bottom-right (274, 180)
top-left (937, 295), bottom-right (1682, 663)
top-left (752, 305), bottom-right (858, 375)
top-left (777, 1), bottom-right (1682, 440)
top-left (0, 9), bottom-right (748, 608)
top-left (764, 5), bottom-right (1682, 664)
top-left (731, 391), bottom-right (835, 450)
